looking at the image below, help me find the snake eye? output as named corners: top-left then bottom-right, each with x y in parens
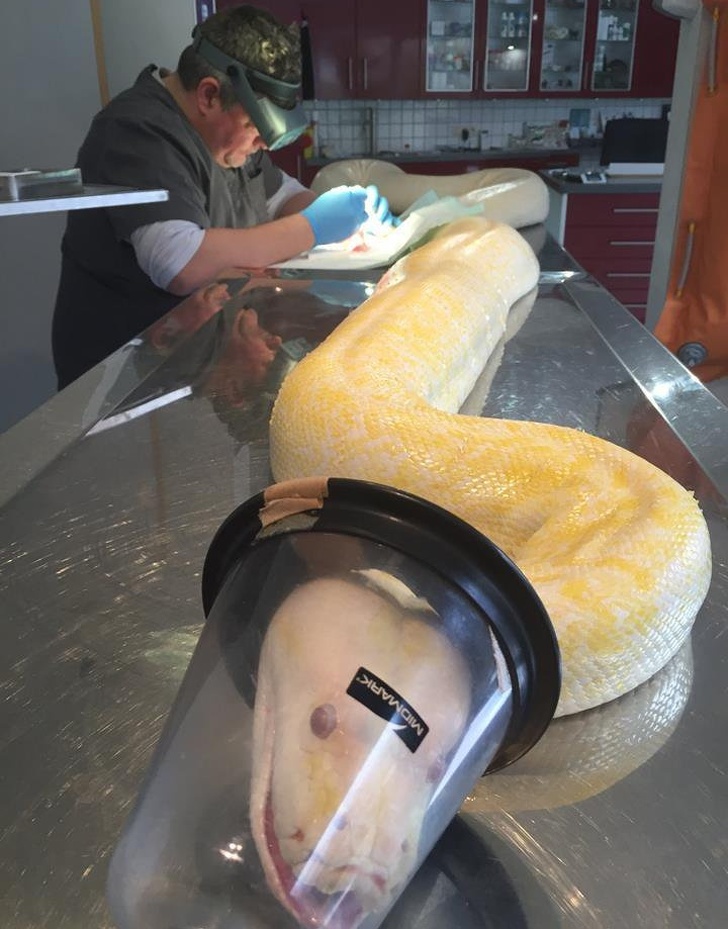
top-left (310, 703), bottom-right (338, 739)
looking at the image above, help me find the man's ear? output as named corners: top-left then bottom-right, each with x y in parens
top-left (196, 76), bottom-right (222, 114)
top-left (226, 373), bottom-right (253, 409)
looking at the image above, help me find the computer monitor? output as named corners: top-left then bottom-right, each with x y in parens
top-left (600, 118), bottom-right (669, 166)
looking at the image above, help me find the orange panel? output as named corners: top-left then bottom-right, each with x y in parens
top-left (654, 2), bottom-right (728, 382)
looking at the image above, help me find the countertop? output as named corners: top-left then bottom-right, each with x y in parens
top-left (540, 167), bottom-right (663, 195)
top-left (306, 147), bottom-right (575, 168)
top-left (0, 231), bottom-right (726, 927)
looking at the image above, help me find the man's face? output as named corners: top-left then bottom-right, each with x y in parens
top-left (203, 307), bottom-right (283, 408)
top-left (206, 102), bottom-right (267, 168)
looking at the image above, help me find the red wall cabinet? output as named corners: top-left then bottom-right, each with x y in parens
top-left (534, 0), bottom-right (678, 100)
top-left (355, 0), bottom-right (424, 99)
top-left (217, 0), bottom-right (422, 100)
top-left (216, 0), bottom-right (677, 101)
top-left (630, 0), bottom-right (680, 98)
top-left (424, 0), bottom-right (540, 99)
top-left (424, 0), bottom-right (678, 101)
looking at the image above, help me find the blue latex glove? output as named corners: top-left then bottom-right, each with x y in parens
top-left (364, 184), bottom-right (398, 228)
top-left (301, 186), bottom-right (369, 246)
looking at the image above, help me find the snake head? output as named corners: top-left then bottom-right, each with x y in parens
top-left (250, 577), bottom-right (471, 928)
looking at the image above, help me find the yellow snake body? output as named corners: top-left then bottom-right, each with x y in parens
top-left (269, 217), bottom-right (712, 717)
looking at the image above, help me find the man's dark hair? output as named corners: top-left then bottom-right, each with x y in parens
top-left (177, 5), bottom-right (301, 109)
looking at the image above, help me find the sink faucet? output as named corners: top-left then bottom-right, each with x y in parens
top-left (362, 106), bottom-right (376, 156)
top-left (334, 106), bottom-right (377, 157)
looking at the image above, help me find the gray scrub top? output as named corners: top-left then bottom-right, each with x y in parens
top-left (52, 65), bottom-right (287, 388)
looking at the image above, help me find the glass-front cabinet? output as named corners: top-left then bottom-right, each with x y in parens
top-left (539, 0), bottom-right (587, 93)
top-left (538, 0), bottom-right (641, 95)
top-left (425, 0), bottom-right (477, 93)
top-left (483, 0), bottom-right (534, 92)
top-left (591, 0), bottom-right (638, 91)
top-left (422, 0), bottom-right (661, 99)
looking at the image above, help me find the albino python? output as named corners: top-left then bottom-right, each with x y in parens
top-left (251, 216), bottom-right (712, 925)
top-left (250, 573), bottom-right (473, 929)
top-left (309, 158), bottom-right (549, 227)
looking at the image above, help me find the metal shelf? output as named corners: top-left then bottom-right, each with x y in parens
top-left (0, 184), bottom-right (169, 217)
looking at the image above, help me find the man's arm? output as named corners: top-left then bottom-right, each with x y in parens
top-left (167, 213), bottom-right (315, 295)
top-left (275, 189), bottom-right (317, 216)
top-left (264, 168), bottom-right (317, 219)
top-left (167, 186), bottom-right (375, 295)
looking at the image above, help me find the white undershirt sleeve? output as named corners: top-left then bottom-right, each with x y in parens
top-left (130, 220), bottom-right (205, 290)
top-left (132, 172), bottom-right (309, 290)
top-left (266, 171), bottom-right (309, 220)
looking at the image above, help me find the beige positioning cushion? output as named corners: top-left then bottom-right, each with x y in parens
top-left (310, 158), bottom-right (549, 228)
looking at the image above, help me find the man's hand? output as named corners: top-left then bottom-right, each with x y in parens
top-left (364, 184), bottom-right (397, 228)
top-left (301, 186), bottom-right (370, 246)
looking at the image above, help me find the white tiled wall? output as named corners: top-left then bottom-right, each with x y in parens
top-left (304, 98), bottom-right (668, 165)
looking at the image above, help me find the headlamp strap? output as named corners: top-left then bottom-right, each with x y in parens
top-left (190, 26), bottom-right (301, 109)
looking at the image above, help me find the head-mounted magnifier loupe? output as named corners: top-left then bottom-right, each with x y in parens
top-left (191, 26), bottom-right (308, 151)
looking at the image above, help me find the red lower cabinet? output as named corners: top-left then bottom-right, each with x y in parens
top-left (562, 191), bottom-right (660, 322)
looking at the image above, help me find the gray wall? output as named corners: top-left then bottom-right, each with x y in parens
top-left (101, 0), bottom-right (196, 98)
top-left (0, 0), bottom-right (196, 434)
top-left (0, 1), bottom-right (100, 433)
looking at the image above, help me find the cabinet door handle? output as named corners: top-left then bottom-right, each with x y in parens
top-left (609, 240), bottom-right (655, 246)
top-left (583, 60), bottom-right (590, 91)
top-left (348, 57), bottom-right (354, 91)
top-left (612, 208), bottom-right (659, 214)
top-left (473, 59), bottom-right (480, 91)
top-left (362, 57), bottom-right (368, 91)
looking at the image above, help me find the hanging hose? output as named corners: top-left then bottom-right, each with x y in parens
top-left (708, 6), bottom-right (720, 94)
top-left (676, 221), bottom-right (697, 297)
